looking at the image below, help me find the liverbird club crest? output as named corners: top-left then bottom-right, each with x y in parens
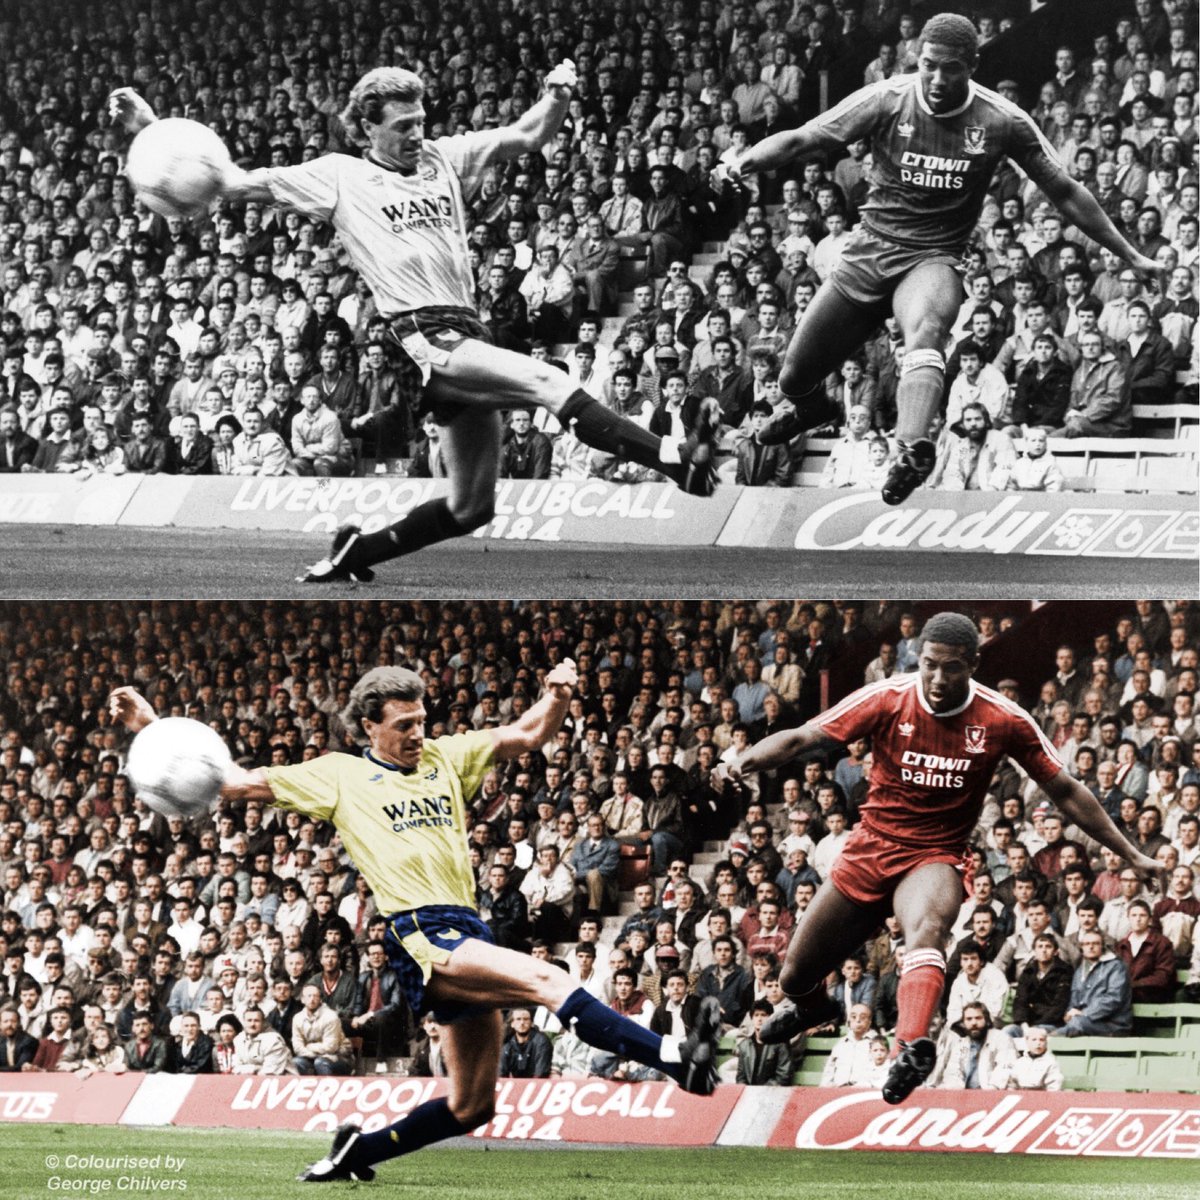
top-left (964, 725), bottom-right (987, 753)
top-left (963, 126), bottom-right (986, 154)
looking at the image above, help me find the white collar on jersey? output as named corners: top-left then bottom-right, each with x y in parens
top-left (916, 677), bottom-right (977, 719)
top-left (914, 76), bottom-right (977, 120)
top-left (365, 149), bottom-right (419, 178)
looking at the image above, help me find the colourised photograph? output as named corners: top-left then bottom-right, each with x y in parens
top-left (0, 598), bottom-right (1197, 1197)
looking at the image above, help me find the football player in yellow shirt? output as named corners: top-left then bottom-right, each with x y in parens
top-left (109, 663), bottom-right (719, 1183)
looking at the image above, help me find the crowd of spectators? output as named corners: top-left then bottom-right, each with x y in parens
top-left (0, 598), bottom-right (1197, 1091)
top-left (0, 1), bottom-right (1195, 493)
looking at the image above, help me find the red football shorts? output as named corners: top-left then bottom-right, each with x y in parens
top-left (828, 824), bottom-right (972, 907)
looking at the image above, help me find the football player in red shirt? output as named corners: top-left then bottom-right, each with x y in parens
top-left (721, 13), bottom-right (1160, 505)
top-left (715, 611), bottom-right (1161, 1103)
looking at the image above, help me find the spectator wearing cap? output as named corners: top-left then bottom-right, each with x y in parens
top-left (231, 407), bottom-right (291, 476)
top-left (735, 401), bottom-right (791, 486)
top-left (122, 412), bottom-right (170, 474)
top-left (643, 922), bottom-right (690, 980)
top-left (290, 384), bottom-right (353, 478)
top-left (124, 1011), bottom-right (170, 1073)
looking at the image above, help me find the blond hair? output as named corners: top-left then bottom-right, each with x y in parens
top-left (339, 68), bottom-right (425, 146)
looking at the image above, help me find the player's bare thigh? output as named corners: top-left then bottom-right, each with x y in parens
top-left (438, 1009), bottom-right (505, 1125)
top-left (780, 280), bottom-right (887, 392)
top-left (891, 262), bottom-right (962, 349)
top-left (778, 881), bottom-right (887, 992)
top-left (427, 338), bottom-right (577, 415)
top-left (891, 861), bottom-right (964, 950)
top-left (427, 936), bottom-right (576, 1010)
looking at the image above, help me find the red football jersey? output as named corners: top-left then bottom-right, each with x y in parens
top-left (814, 675), bottom-right (1063, 850)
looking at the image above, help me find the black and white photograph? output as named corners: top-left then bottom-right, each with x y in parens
top-left (0, 0), bottom-right (1193, 596)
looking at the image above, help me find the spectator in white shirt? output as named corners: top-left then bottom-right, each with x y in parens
top-left (820, 1003), bottom-right (876, 1086)
top-left (812, 809), bottom-right (850, 881)
top-left (945, 341), bottom-right (1009, 426)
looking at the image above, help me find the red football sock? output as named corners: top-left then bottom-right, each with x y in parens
top-left (893, 949), bottom-right (946, 1052)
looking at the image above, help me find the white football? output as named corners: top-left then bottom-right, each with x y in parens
top-left (125, 118), bottom-right (231, 218)
top-left (126, 717), bottom-right (232, 818)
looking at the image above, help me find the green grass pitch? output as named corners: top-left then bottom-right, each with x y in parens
top-left (9, 1126), bottom-right (1200, 1199)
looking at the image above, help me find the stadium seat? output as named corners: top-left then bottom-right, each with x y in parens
top-left (1133, 402), bottom-right (1200, 440)
top-left (1132, 1003), bottom-right (1199, 1038)
top-left (1139, 456), bottom-right (1197, 493)
top-left (1140, 1055), bottom-right (1200, 1094)
top-left (1178, 1024), bottom-right (1200, 1054)
top-left (793, 1067), bottom-right (827, 1087)
top-left (1088, 456), bottom-right (1141, 491)
top-left (1089, 1056), bottom-right (1145, 1092)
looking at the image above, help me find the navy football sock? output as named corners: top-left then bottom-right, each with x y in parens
top-left (349, 498), bottom-right (475, 567)
top-left (348, 1098), bottom-right (470, 1169)
top-left (557, 987), bottom-right (683, 1083)
top-left (557, 390), bottom-right (683, 481)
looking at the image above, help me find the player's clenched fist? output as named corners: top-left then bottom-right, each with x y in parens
top-left (711, 760), bottom-right (741, 793)
top-left (714, 147), bottom-right (744, 185)
top-left (545, 60), bottom-right (577, 95)
top-left (545, 657), bottom-right (578, 699)
top-left (108, 685), bottom-right (157, 732)
top-left (107, 87), bottom-right (156, 133)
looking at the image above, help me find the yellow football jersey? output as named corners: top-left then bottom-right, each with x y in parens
top-left (265, 730), bottom-right (495, 914)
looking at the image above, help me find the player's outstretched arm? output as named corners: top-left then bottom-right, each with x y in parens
top-left (107, 88), bottom-right (156, 140)
top-left (1044, 770), bottom-right (1166, 892)
top-left (723, 123), bottom-right (831, 180)
top-left (110, 686), bottom-right (276, 803)
top-left (220, 764), bottom-right (275, 804)
top-left (108, 686), bottom-right (158, 733)
top-left (1040, 173), bottom-right (1161, 280)
top-left (109, 87), bottom-right (276, 205)
top-left (474, 60), bottom-right (577, 162)
top-left (714, 722), bottom-right (835, 790)
top-left (220, 166), bottom-right (276, 206)
top-left (489, 657), bottom-right (578, 761)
